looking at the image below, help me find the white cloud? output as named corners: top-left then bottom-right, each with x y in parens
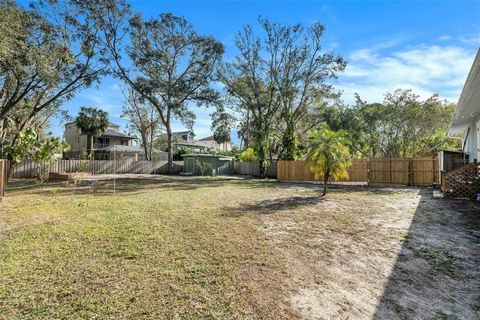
top-left (459, 34), bottom-right (480, 45)
top-left (338, 44), bottom-right (476, 104)
top-left (78, 82), bottom-right (124, 116)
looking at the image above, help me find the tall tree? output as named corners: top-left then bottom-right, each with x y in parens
top-left (305, 126), bottom-right (351, 196)
top-left (221, 17), bottom-right (344, 176)
top-left (75, 107), bottom-right (109, 159)
top-left (0, 0), bottom-right (108, 156)
top-left (121, 88), bottom-right (162, 160)
top-left (211, 106), bottom-right (235, 151)
top-left (87, 3), bottom-right (224, 172)
top-left (258, 17), bottom-right (345, 160)
top-left (221, 26), bottom-right (282, 177)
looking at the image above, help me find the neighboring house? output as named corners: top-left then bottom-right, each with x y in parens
top-left (171, 130), bottom-right (232, 152)
top-left (172, 130), bottom-right (195, 142)
top-left (63, 122), bottom-right (142, 160)
top-left (195, 135), bottom-right (232, 151)
top-left (449, 48), bottom-right (480, 163)
top-left (174, 142), bottom-right (208, 153)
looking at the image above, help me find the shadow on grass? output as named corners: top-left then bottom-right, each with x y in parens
top-left (373, 189), bottom-right (480, 319)
top-left (222, 195), bottom-right (325, 217)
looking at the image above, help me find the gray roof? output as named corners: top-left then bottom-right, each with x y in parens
top-left (101, 129), bottom-right (134, 139)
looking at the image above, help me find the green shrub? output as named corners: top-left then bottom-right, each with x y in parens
top-left (195, 159), bottom-right (213, 176)
top-left (239, 148), bottom-right (257, 162)
top-left (173, 147), bottom-right (193, 161)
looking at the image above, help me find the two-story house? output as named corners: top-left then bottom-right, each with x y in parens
top-left (171, 130), bottom-right (232, 152)
top-left (63, 122), bottom-right (144, 160)
top-left (195, 135), bottom-right (232, 151)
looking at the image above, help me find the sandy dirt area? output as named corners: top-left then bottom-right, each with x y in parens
top-left (245, 186), bottom-right (480, 319)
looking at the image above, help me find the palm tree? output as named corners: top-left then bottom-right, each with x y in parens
top-left (305, 126), bottom-right (352, 196)
top-left (75, 107), bottom-right (109, 160)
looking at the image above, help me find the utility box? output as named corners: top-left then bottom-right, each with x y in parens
top-left (182, 154), bottom-right (235, 176)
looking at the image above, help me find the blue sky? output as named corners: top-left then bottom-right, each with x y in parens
top-left (50, 0), bottom-right (480, 145)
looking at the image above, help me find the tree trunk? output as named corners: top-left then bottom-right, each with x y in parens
top-left (149, 127), bottom-right (154, 161)
top-left (259, 161), bottom-right (265, 179)
top-left (0, 121), bottom-right (4, 159)
top-left (141, 132), bottom-right (149, 161)
top-left (322, 174), bottom-right (328, 196)
top-left (143, 145), bottom-right (149, 161)
top-left (90, 135), bottom-right (94, 160)
top-left (166, 122), bottom-right (173, 174)
top-left (279, 117), bottom-right (296, 160)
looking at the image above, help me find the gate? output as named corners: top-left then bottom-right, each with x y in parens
top-left (368, 157), bottom-right (438, 186)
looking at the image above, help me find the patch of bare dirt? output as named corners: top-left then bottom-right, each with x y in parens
top-left (253, 187), bottom-right (479, 319)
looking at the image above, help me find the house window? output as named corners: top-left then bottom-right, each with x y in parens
top-left (96, 138), bottom-right (109, 147)
top-left (121, 139), bottom-right (128, 146)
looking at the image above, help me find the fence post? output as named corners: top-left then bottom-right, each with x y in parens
top-left (440, 170), bottom-right (446, 195)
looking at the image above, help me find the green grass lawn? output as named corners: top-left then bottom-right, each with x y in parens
top-left (0, 176), bottom-right (478, 319)
top-left (0, 177), bottom-right (291, 319)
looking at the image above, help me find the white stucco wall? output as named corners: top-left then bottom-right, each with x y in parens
top-left (463, 117), bottom-right (480, 162)
top-left (64, 123), bottom-right (87, 152)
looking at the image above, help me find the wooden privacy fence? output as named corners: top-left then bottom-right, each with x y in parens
top-left (368, 157), bottom-right (438, 185)
top-left (277, 159), bottom-right (368, 183)
top-left (277, 156), bottom-right (439, 186)
top-left (10, 159), bottom-right (183, 179)
top-left (234, 161), bottom-right (277, 178)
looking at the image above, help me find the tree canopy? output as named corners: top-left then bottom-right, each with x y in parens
top-left (221, 17), bottom-right (344, 176)
top-left (90, 4), bottom-right (224, 172)
top-left (0, 0), bottom-right (109, 157)
top-left (317, 89), bottom-right (460, 158)
top-left (0, 1), bottom-right (461, 173)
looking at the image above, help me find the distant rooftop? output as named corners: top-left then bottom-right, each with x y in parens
top-left (101, 129), bottom-right (134, 139)
top-left (198, 135), bottom-right (215, 141)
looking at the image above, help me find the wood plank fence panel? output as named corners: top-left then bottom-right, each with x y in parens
top-left (10, 159), bottom-right (183, 178)
top-left (278, 160), bottom-right (367, 183)
top-left (368, 158), bottom-right (409, 185)
top-left (411, 157), bottom-right (439, 186)
top-left (368, 157), bottom-right (438, 186)
top-left (234, 161), bottom-right (277, 178)
top-left (278, 157), bottom-right (438, 186)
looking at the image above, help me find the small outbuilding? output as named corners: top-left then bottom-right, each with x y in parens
top-left (182, 154), bottom-right (235, 176)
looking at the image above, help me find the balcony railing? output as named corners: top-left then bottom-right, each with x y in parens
top-left (93, 143), bottom-right (110, 149)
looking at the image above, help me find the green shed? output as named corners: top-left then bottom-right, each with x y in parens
top-left (182, 154), bottom-right (235, 176)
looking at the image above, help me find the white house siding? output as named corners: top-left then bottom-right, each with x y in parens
top-left (449, 49), bottom-right (480, 163)
top-left (464, 117), bottom-right (480, 162)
